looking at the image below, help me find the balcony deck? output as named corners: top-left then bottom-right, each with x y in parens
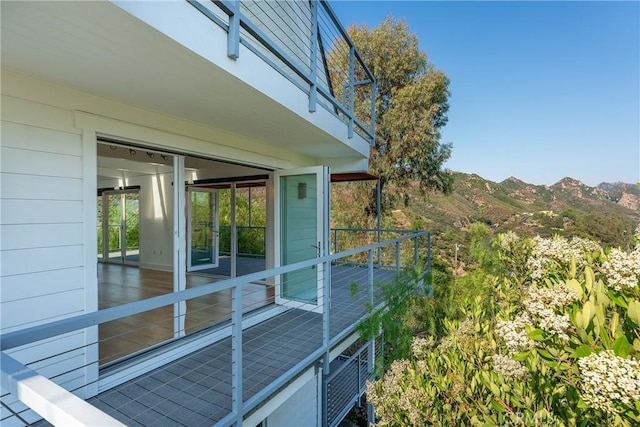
top-left (33, 266), bottom-right (394, 426)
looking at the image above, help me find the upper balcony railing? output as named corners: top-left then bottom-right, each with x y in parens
top-left (188, 0), bottom-right (376, 144)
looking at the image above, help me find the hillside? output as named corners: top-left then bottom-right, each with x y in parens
top-left (384, 173), bottom-right (640, 269)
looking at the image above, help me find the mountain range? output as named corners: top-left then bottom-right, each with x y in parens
top-left (393, 173), bottom-right (639, 267)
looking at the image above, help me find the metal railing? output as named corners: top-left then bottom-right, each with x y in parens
top-left (188, 0), bottom-right (376, 143)
top-left (324, 339), bottom-right (382, 427)
top-left (0, 231), bottom-right (430, 426)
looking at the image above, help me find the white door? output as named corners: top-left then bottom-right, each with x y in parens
top-left (187, 188), bottom-right (220, 271)
top-left (274, 166), bottom-right (329, 310)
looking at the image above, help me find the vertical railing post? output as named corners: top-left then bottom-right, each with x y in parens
top-left (367, 339), bottom-right (374, 383)
top-left (427, 231), bottom-right (432, 275)
top-left (413, 235), bottom-right (418, 266)
top-left (231, 183), bottom-right (237, 278)
top-left (376, 179), bottom-right (381, 266)
top-left (395, 241), bottom-right (400, 273)
top-left (333, 228), bottom-right (338, 254)
top-left (348, 45), bottom-right (355, 139)
top-left (368, 249), bottom-right (374, 306)
top-left (227, 0), bottom-right (240, 60)
top-left (248, 187), bottom-right (252, 226)
top-left (231, 284), bottom-right (243, 424)
top-left (357, 352), bottom-right (361, 393)
top-left (370, 80), bottom-right (377, 145)
top-left (309, 0), bottom-right (318, 112)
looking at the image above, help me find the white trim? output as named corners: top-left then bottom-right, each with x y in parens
top-left (81, 129), bottom-right (99, 399)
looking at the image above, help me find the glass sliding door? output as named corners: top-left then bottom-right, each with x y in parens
top-left (99, 190), bottom-right (139, 265)
top-left (187, 188), bottom-right (219, 271)
top-left (123, 193), bottom-right (140, 264)
top-left (275, 167), bottom-right (329, 309)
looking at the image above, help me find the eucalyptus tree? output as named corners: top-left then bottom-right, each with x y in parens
top-left (329, 17), bottom-right (453, 213)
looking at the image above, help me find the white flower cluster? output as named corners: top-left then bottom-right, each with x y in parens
top-left (496, 314), bottom-right (533, 355)
top-left (523, 282), bottom-right (577, 340)
top-left (600, 248), bottom-right (640, 292)
top-left (497, 282), bottom-right (578, 351)
top-left (492, 354), bottom-right (529, 379)
top-left (411, 336), bottom-right (434, 358)
top-left (526, 282), bottom-right (579, 310)
top-left (499, 231), bottom-right (520, 252)
top-left (578, 350), bottom-right (640, 414)
top-left (527, 236), bottom-right (602, 279)
top-left (438, 319), bottom-right (476, 352)
top-left (535, 309), bottom-right (571, 340)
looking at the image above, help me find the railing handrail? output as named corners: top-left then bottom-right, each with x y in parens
top-left (188, 0), bottom-right (376, 143)
top-left (332, 227), bottom-right (419, 234)
top-left (0, 230), bottom-right (429, 351)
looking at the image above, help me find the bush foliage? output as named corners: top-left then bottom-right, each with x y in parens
top-left (366, 227), bottom-right (640, 426)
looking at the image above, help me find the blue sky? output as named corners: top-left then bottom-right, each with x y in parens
top-left (331, 1), bottom-right (640, 186)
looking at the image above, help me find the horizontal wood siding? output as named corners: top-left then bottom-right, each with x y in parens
top-left (0, 108), bottom-right (90, 425)
top-left (1, 121), bottom-right (85, 332)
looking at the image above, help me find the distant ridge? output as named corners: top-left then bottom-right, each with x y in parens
top-left (390, 172), bottom-right (639, 252)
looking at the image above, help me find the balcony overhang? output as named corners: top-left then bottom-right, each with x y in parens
top-left (0, 1), bottom-right (370, 164)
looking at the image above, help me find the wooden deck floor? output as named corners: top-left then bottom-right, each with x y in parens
top-left (86, 265), bottom-right (395, 425)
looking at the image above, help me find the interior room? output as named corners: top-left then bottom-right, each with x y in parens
top-left (96, 141), bottom-right (273, 365)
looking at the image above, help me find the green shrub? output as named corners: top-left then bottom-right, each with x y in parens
top-left (367, 228), bottom-right (640, 426)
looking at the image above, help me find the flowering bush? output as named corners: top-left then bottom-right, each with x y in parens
top-left (367, 230), bottom-right (640, 426)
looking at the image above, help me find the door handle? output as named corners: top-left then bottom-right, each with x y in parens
top-left (310, 241), bottom-right (321, 257)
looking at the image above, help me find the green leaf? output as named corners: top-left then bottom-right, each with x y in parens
top-left (512, 351), bottom-right (529, 362)
top-left (575, 345), bottom-right (592, 358)
top-left (612, 336), bottom-right (632, 357)
top-left (536, 348), bottom-right (554, 360)
top-left (610, 312), bottom-right (620, 338)
top-left (634, 339), bottom-right (640, 352)
top-left (576, 326), bottom-right (590, 344)
top-left (609, 291), bottom-right (628, 308)
top-left (527, 329), bottom-right (545, 341)
top-left (489, 381), bottom-right (500, 397)
top-left (492, 399), bottom-right (508, 413)
top-left (573, 309), bottom-right (585, 329)
top-left (584, 265), bottom-right (594, 290)
top-left (628, 300), bottom-right (640, 325)
top-left (566, 278), bottom-right (583, 299)
top-left (582, 300), bottom-right (595, 327)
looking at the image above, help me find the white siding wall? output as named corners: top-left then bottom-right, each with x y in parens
top-left (266, 374), bottom-right (320, 427)
top-left (0, 119), bottom-right (85, 330)
top-left (0, 103), bottom-right (91, 425)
